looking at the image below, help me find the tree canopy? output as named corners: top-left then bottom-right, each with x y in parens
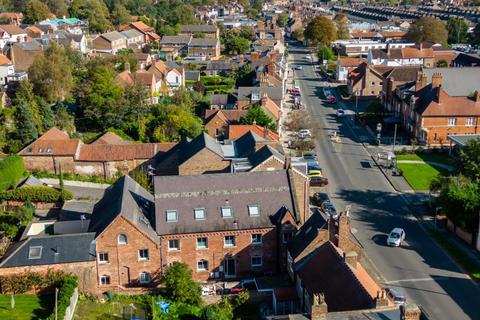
top-left (24, 0), bottom-right (52, 23)
top-left (304, 16), bottom-right (337, 46)
top-left (240, 106), bottom-right (276, 131)
top-left (407, 16), bottom-right (448, 46)
top-left (162, 262), bottom-right (202, 306)
top-left (447, 18), bottom-right (469, 44)
top-left (334, 13), bottom-right (350, 40)
top-left (69, 0), bottom-right (112, 32)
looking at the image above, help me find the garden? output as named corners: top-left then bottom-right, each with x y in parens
top-left (0, 294), bottom-right (54, 320)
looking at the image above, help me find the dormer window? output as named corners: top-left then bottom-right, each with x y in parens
top-left (38, 148), bottom-right (44, 154)
top-left (248, 205), bottom-right (260, 216)
top-left (47, 147), bottom-right (53, 154)
top-left (221, 207), bottom-right (233, 218)
top-left (251, 92), bottom-right (260, 102)
top-left (28, 246), bottom-right (42, 259)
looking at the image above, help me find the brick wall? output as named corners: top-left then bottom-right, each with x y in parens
top-left (252, 157), bottom-right (284, 172)
top-left (179, 148), bottom-right (230, 175)
top-left (95, 216), bottom-right (161, 293)
top-left (160, 228), bottom-right (277, 281)
top-left (22, 156), bottom-right (76, 174)
top-left (204, 114), bottom-right (228, 138)
top-left (288, 169), bottom-right (309, 225)
top-left (421, 116), bottom-right (480, 145)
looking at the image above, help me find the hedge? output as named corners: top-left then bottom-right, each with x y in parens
top-left (47, 275), bottom-right (78, 320)
top-left (0, 186), bottom-right (73, 203)
top-left (0, 155), bottom-right (26, 192)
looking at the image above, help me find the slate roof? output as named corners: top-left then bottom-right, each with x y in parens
top-left (206, 60), bottom-right (234, 71)
top-left (237, 87), bottom-right (283, 102)
top-left (234, 131), bottom-right (267, 158)
top-left (160, 35), bottom-right (192, 45)
top-left (0, 233), bottom-right (96, 268)
top-left (153, 170), bottom-right (295, 235)
top-left (89, 175), bottom-right (158, 241)
top-left (288, 211), bottom-right (327, 261)
top-left (185, 70), bottom-right (200, 81)
top-left (379, 66), bottom-right (421, 82)
top-left (453, 53), bottom-right (480, 67)
top-left (189, 38), bottom-right (218, 47)
top-left (209, 94), bottom-right (238, 106)
top-left (179, 132), bottom-right (223, 163)
top-left (422, 67), bottom-right (480, 96)
top-left (121, 29), bottom-right (144, 39)
top-left (248, 144), bottom-right (284, 168)
top-left (180, 24), bottom-right (218, 33)
top-left (100, 31), bottom-right (126, 42)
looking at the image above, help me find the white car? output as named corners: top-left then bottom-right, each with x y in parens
top-left (336, 109), bottom-right (345, 117)
top-left (298, 129), bottom-right (312, 139)
top-left (295, 66), bottom-right (303, 70)
top-left (387, 228), bottom-right (405, 247)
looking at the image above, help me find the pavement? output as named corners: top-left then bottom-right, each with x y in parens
top-left (288, 43), bottom-right (480, 320)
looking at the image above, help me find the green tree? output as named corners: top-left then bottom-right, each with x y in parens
top-left (233, 64), bottom-right (254, 87)
top-left (407, 16), bottom-right (448, 46)
top-left (201, 298), bottom-right (233, 320)
top-left (28, 42), bottom-right (74, 103)
top-left (245, 8), bottom-right (259, 20)
top-left (111, 4), bottom-right (131, 27)
top-left (13, 100), bottom-right (38, 145)
top-left (54, 105), bottom-right (75, 134)
top-left (240, 106), bottom-right (276, 130)
top-left (162, 262), bottom-right (202, 306)
top-left (37, 98), bottom-right (55, 133)
top-left (24, 0), bottom-right (52, 23)
top-left (224, 36), bottom-right (251, 55)
top-left (456, 137), bottom-right (480, 181)
top-left (239, 26), bottom-right (255, 41)
top-left (149, 104), bottom-right (203, 142)
top-left (447, 18), bottom-right (469, 44)
top-left (14, 80), bottom-right (42, 133)
top-left (277, 13), bottom-right (288, 28)
top-left (334, 13), bottom-right (350, 40)
top-left (304, 16), bottom-right (337, 46)
top-left (69, 0), bottom-right (112, 32)
top-left (472, 23), bottom-right (480, 46)
top-left (251, 0), bottom-right (263, 10)
top-left (45, 0), bottom-right (68, 18)
top-left (317, 44), bottom-right (334, 62)
top-left (293, 28), bottom-right (304, 42)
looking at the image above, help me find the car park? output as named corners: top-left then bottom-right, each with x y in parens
top-left (387, 228), bottom-right (405, 247)
top-left (386, 287), bottom-right (406, 305)
top-left (312, 192), bottom-right (330, 206)
top-left (336, 109), bottom-right (345, 117)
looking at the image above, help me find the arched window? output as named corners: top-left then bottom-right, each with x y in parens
top-left (118, 234), bottom-right (127, 245)
top-left (139, 272), bottom-right (150, 284)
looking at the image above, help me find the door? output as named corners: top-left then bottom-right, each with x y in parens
top-left (224, 258), bottom-right (235, 278)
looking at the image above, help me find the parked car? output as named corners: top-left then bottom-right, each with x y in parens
top-left (303, 150), bottom-right (317, 160)
top-left (336, 109), bottom-right (345, 117)
top-left (310, 176), bottom-right (329, 187)
top-left (386, 287), bottom-right (407, 305)
top-left (308, 169), bottom-right (323, 178)
top-left (387, 228), bottom-right (405, 247)
top-left (298, 129), bottom-right (312, 139)
top-left (321, 202), bottom-right (337, 219)
top-left (295, 66), bottom-right (303, 70)
top-left (312, 192), bottom-right (330, 206)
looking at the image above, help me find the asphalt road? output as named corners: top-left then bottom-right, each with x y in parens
top-left (288, 44), bottom-right (480, 320)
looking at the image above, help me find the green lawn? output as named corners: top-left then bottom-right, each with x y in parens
top-left (396, 152), bottom-right (454, 166)
top-left (0, 294), bottom-right (53, 320)
top-left (397, 163), bottom-right (449, 190)
top-left (73, 296), bottom-right (150, 320)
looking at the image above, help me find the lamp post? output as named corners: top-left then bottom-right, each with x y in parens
top-left (435, 206), bottom-right (443, 232)
top-left (355, 90), bottom-right (360, 123)
top-left (392, 123), bottom-right (398, 153)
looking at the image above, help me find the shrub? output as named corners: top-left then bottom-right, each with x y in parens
top-left (0, 155), bottom-right (26, 191)
top-left (0, 186), bottom-right (73, 203)
top-left (416, 147), bottom-right (425, 154)
top-left (47, 275), bottom-right (78, 320)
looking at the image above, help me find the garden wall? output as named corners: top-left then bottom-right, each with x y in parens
top-left (64, 287), bottom-right (79, 320)
top-left (446, 219), bottom-right (478, 251)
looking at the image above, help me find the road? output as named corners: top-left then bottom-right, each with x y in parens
top-left (288, 44), bottom-right (480, 320)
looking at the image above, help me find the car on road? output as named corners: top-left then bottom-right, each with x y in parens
top-left (321, 201), bottom-right (337, 219)
top-left (298, 129), bottom-right (312, 139)
top-left (387, 228), bottom-right (405, 247)
top-left (310, 176), bottom-right (329, 187)
top-left (386, 287), bottom-right (406, 305)
top-left (312, 192), bottom-right (330, 206)
top-left (295, 66), bottom-right (303, 70)
top-left (336, 109), bottom-right (345, 117)
top-left (308, 169), bottom-right (323, 178)
top-left (303, 150), bottom-right (317, 160)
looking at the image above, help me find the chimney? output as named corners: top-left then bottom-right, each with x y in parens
top-left (261, 93), bottom-right (268, 106)
top-left (337, 211), bottom-right (351, 251)
top-left (375, 290), bottom-right (389, 308)
top-left (267, 63), bottom-right (275, 76)
top-left (419, 41), bottom-right (423, 51)
top-left (343, 251), bottom-right (358, 268)
top-left (251, 51), bottom-right (260, 61)
top-left (400, 304), bottom-right (421, 320)
top-left (415, 71), bottom-right (428, 91)
top-left (284, 155), bottom-right (291, 170)
top-left (473, 90), bottom-right (480, 102)
top-left (124, 61), bottom-right (130, 73)
top-left (263, 126), bottom-right (269, 139)
top-left (431, 72), bottom-right (442, 88)
top-left (311, 293), bottom-right (328, 320)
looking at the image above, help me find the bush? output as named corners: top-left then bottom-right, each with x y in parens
top-left (47, 275), bottom-right (78, 320)
top-left (0, 186), bottom-right (72, 203)
top-left (0, 155), bottom-right (26, 191)
top-left (416, 147), bottom-right (425, 154)
top-left (33, 170), bottom-right (117, 184)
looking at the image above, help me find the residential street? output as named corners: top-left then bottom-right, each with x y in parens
top-left (288, 44), bottom-right (480, 320)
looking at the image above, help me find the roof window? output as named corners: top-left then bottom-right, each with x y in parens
top-left (28, 246), bottom-right (43, 259)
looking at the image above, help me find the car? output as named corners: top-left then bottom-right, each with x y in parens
top-left (321, 202), bottom-right (338, 219)
top-left (310, 176), bottom-right (329, 187)
top-left (295, 66), bottom-right (303, 70)
top-left (387, 228), bottom-right (405, 247)
top-left (303, 150), bottom-right (317, 160)
top-left (308, 169), bottom-right (323, 177)
top-left (386, 287), bottom-right (406, 305)
top-left (312, 192), bottom-right (330, 206)
top-left (336, 109), bottom-right (345, 117)
top-left (298, 129), bottom-right (312, 139)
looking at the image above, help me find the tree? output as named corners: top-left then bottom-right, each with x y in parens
top-left (472, 23), bottom-right (480, 46)
top-left (238, 26), bottom-right (255, 41)
top-left (251, 0), bottom-right (263, 10)
top-left (201, 298), bottom-right (233, 320)
top-left (14, 80), bottom-right (42, 133)
top-left (317, 44), bottom-right (334, 62)
top-left (149, 104), bottom-right (203, 142)
top-left (457, 137), bottom-right (480, 181)
top-left (13, 99), bottom-right (38, 145)
top-left (54, 105), bottom-right (75, 134)
top-left (45, 0), bottom-right (68, 18)
top-left (224, 36), bottom-right (251, 55)
top-left (447, 18), bottom-right (469, 44)
top-left (240, 106), bottom-right (276, 130)
top-left (37, 98), bottom-right (55, 133)
top-left (233, 64), bottom-right (254, 87)
top-left (245, 8), bottom-right (259, 20)
top-left (334, 13), bottom-right (350, 40)
top-left (111, 4), bottom-right (131, 27)
top-left (28, 42), bottom-right (74, 103)
top-left (162, 262), bottom-right (202, 306)
top-left (293, 28), bottom-right (304, 42)
top-left (24, 0), bottom-right (52, 23)
top-left (407, 16), bottom-right (448, 46)
top-left (304, 16), bottom-right (337, 46)
top-left (69, 0), bottom-right (112, 32)
top-left (277, 13), bottom-right (288, 28)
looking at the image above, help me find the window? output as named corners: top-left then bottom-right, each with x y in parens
top-left (168, 239), bottom-right (180, 251)
top-left (283, 232), bottom-right (293, 244)
top-left (138, 249), bottom-right (149, 261)
top-left (118, 234), bottom-right (127, 245)
top-left (197, 237), bottom-right (208, 249)
top-left (98, 252), bottom-right (109, 263)
top-left (139, 272), bottom-right (150, 284)
top-left (194, 208), bottom-right (206, 220)
top-left (251, 234), bottom-right (262, 244)
top-left (100, 275), bottom-right (110, 285)
top-left (166, 210), bottom-right (178, 222)
top-left (224, 235), bottom-right (235, 247)
top-left (248, 205), bottom-right (260, 216)
top-left (448, 118), bottom-right (456, 126)
top-left (221, 207), bottom-right (233, 218)
top-left (28, 246), bottom-right (42, 259)
top-left (251, 256), bottom-right (263, 267)
top-left (466, 117), bottom-right (474, 126)
top-left (197, 260), bottom-right (209, 271)
top-left (38, 148), bottom-right (44, 153)
top-left (47, 147), bottom-right (52, 154)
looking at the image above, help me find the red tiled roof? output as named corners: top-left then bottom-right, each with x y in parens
top-left (131, 21), bottom-right (154, 33)
top-left (338, 57), bottom-right (364, 68)
top-left (38, 127), bottom-right (70, 141)
top-left (91, 132), bottom-right (126, 145)
top-left (204, 109), bottom-right (248, 123)
top-left (0, 53), bottom-right (12, 65)
top-left (228, 125), bottom-right (279, 141)
top-left (350, 31), bottom-right (377, 39)
top-left (77, 143), bottom-right (175, 161)
top-left (379, 31), bottom-right (407, 38)
top-left (18, 139), bottom-right (81, 156)
top-left (421, 91), bottom-right (480, 117)
top-left (115, 70), bottom-right (134, 87)
top-left (0, 24), bottom-right (25, 35)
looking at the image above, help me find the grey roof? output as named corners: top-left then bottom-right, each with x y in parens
top-left (210, 93), bottom-right (237, 106)
top-left (160, 35), bottom-right (192, 45)
top-left (121, 29), bottom-right (144, 39)
top-left (179, 132), bottom-right (224, 164)
top-left (153, 170), bottom-right (295, 235)
top-left (447, 134), bottom-right (480, 147)
top-left (422, 67), bottom-right (480, 96)
top-left (100, 31), bottom-right (126, 42)
top-left (17, 175), bottom-right (46, 188)
top-left (180, 24), bottom-right (218, 33)
top-left (237, 86), bottom-right (283, 101)
top-left (288, 210), bottom-right (327, 260)
top-left (0, 233), bottom-right (96, 267)
top-left (89, 175), bottom-right (158, 242)
top-left (185, 70), bottom-right (200, 81)
top-left (248, 144), bottom-right (284, 168)
top-left (15, 40), bottom-right (44, 51)
top-left (189, 38), bottom-right (218, 47)
top-left (234, 131), bottom-right (266, 158)
top-left (206, 60), bottom-right (234, 71)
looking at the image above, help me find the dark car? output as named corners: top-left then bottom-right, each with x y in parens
top-left (321, 202), bottom-right (338, 219)
top-left (312, 192), bottom-right (330, 206)
top-left (310, 176), bottom-right (328, 187)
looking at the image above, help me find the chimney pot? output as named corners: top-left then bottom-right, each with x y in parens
top-left (474, 90), bottom-right (480, 102)
top-left (401, 304), bottom-right (421, 320)
top-left (431, 72), bottom-right (442, 88)
top-left (311, 293), bottom-right (328, 320)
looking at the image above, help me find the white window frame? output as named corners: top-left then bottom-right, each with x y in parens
top-left (447, 118), bottom-right (456, 126)
top-left (100, 275), bottom-right (110, 285)
top-left (118, 234), bottom-right (127, 245)
top-left (251, 256), bottom-right (263, 267)
top-left (138, 249), bottom-right (149, 261)
top-left (139, 272), bottom-right (150, 284)
top-left (197, 260), bottom-right (209, 271)
top-left (466, 117), bottom-right (474, 126)
top-left (251, 234), bottom-right (262, 245)
top-left (166, 210), bottom-right (178, 222)
top-left (194, 208), bottom-right (206, 220)
top-left (168, 239), bottom-right (180, 251)
top-left (224, 235), bottom-right (236, 247)
top-left (221, 207), bottom-right (233, 218)
top-left (98, 252), bottom-right (109, 264)
top-left (28, 246), bottom-right (42, 259)
top-left (197, 237), bottom-right (208, 249)
top-left (248, 205), bottom-right (260, 216)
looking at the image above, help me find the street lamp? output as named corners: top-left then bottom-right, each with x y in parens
top-left (355, 90), bottom-right (360, 123)
top-left (434, 206), bottom-right (443, 232)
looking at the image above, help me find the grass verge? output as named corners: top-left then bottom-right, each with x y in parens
top-left (396, 152), bottom-right (454, 166)
top-left (0, 294), bottom-right (53, 320)
top-left (428, 230), bottom-right (480, 283)
top-left (396, 163), bottom-right (449, 190)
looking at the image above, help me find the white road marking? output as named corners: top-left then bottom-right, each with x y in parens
top-left (384, 276), bottom-right (450, 285)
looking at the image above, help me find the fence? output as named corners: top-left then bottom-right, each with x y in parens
top-left (64, 287), bottom-right (79, 320)
top-left (446, 219), bottom-right (480, 251)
